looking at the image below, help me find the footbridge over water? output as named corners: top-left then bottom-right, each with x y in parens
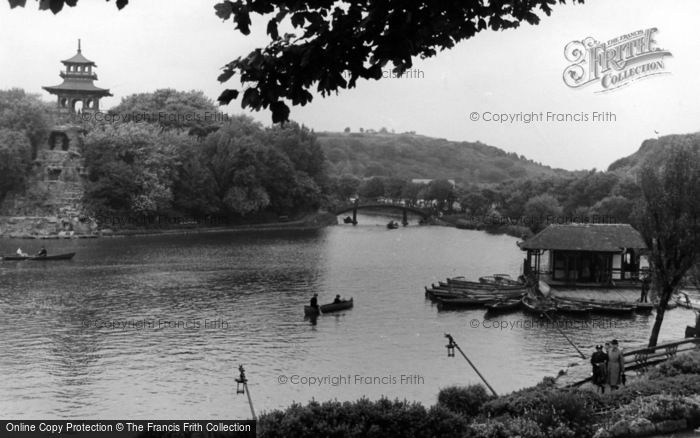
top-left (333, 202), bottom-right (434, 225)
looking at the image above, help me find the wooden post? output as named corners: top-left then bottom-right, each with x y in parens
top-left (352, 199), bottom-right (358, 225)
top-left (402, 208), bottom-right (408, 226)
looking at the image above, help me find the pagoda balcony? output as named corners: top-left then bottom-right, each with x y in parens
top-left (60, 71), bottom-right (98, 80)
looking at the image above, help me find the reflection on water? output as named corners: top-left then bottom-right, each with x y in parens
top-left (0, 215), bottom-right (693, 418)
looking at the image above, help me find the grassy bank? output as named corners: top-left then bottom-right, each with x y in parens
top-left (255, 351), bottom-right (700, 438)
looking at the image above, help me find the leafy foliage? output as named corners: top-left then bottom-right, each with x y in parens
top-left (0, 129), bottom-right (33, 203)
top-left (8, 0), bottom-right (128, 14)
top-left (256, 397), bottom-right (469, 438)
top-left (0, 88), bottom-right (52, 155)
top-left (82, 123), bottom-right (182, 215)
top-left (634, 143), bottom-right (700, 346)
top-left (8, 0), bottom-right (583, 122)
top-left (437, 385), bottom-right (495, 419)
top-left (109, 89), bottom-right (222, 133)
top-left (523, 194), bottom-right (563, 232)
top-left (320, 132), bottom-right (566, 184)
top-left (212, 0), bottom-right (583, 122)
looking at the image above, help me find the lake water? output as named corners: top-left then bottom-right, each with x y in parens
top-left (0, 214), bottom-right (694, 419)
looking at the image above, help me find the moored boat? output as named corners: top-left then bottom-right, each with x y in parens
top-left (554, 302), bottom-right (592, 315)
top-left (387, 221), bottom-right (399, 229)
top-left (634, 302), bottom-right (654, 313)
top-left (447, 277), bottom-right (526, 291)
top-left (521, 294), bottom-right (557, 316)
top-left (553, 296), bottom-right (636, 315)
top-left (426, 286), bottom-right (525, 301)
top-left (438, 282), bottom-right (530, 298)
top-left (479, 274), bottom-right (523, 286)
top-left (485, 298), bottom-right (522, 313)
top-left (436, 296), bottom-right (495, 309)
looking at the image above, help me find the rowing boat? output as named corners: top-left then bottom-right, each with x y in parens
top-left (553, 296), bottom-right (636, 315)
top-left (634, 302), bottom-right (654, 313)
top-left (1, 252), bottom-right (76, 261)
top-left (447, 277), bottom-right (526, 291)
top-left (304, 298), bottom-right (354, 316)
top-left (479, 274), bottom-right (523, 286)
top-left (485, 298), bottom-right (522, 313)
top-left (521, 294), bottom-right (557, 315)
top-left (436, 296), bottom-right (495, 309)
top-left (425, 286), bottom-right (525, 301)
top-left (554, 302), bottom-right (592, 315)
top-left (437, 281), bottom-right (529, 296)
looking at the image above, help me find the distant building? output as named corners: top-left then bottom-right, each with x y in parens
top-left (518, 223), bottom-right (648, 284)
top-left (43, 39), bottom-right (112, 113)
top-left (411, 179), bottom-right (456, 187)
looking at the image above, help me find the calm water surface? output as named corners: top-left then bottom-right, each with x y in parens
top-left (0, 214), bottom-right (693, 418)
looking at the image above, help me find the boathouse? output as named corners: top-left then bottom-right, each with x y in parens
top-left (518, 223), bottom-right (648, 285)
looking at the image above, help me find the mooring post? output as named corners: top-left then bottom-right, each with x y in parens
top-left (402, 208), bottom-right (408, 226)
top-left (352, 199), bottom-right (358, 225)
top-left (444, 334), bottom-right (498, 396)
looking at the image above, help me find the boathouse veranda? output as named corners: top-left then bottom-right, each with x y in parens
top-left (518, 223), bottom-right (649, 301)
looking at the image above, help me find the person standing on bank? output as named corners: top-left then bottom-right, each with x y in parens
top-left (606, 339), bottom-right (625, 390)
top-left (591, 345), bottom-right (608, 393)
top-left (640, 274), bottom-right (651, 303)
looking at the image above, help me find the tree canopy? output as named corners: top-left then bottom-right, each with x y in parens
top-left (9, 0), bottom-right (582, 122)
top-left (109, 89), bottom-right (223, 133)
top-left (634, 143), bottom-right (700, 347)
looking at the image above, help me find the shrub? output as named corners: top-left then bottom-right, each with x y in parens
top-left (531, 391), bottom-right (596, 437)
top-left (480, 387), bottom-right (596, 437)
top-left (438, 385), bottom-right (495, 419)
top-left (257, 397), bottom-right (470, 438)
top-left (469, 416), bottom-right (545, 438)
top-left (647, 351), bottom-right (700, 378)
top-left (602, 374), bottom-right (700, 407)
top-left (617, 394), bottom-right (700, 423)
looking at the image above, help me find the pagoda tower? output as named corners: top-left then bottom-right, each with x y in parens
top-left (43, 39), bottom-right (112, 112)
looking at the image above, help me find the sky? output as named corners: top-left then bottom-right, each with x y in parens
top-left (0, 0), bottom-right (698, 171)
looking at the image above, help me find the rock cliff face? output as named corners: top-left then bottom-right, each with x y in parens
top-left (0, 124), bottom-right (98, 238)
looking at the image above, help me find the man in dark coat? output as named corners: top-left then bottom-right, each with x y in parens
top-left (310, 293), bottom-right (319, 310)
top-left (591, 345), bottom-right (608, 393)
top-left (640, 274), bottom-right (650, 303)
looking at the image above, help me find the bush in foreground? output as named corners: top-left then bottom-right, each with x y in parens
top-left (437, 385), bottom-right (495, 419)
top-left (257, 352), bottom-right (700, 438)
top-left (257, 398), bottom-right (469, 438)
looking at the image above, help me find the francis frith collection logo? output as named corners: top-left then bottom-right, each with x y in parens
top-left (563, 28), bottom-right (672, 91)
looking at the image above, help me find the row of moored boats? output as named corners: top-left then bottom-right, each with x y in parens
top-left (424, 274), bottom-right (655, 315)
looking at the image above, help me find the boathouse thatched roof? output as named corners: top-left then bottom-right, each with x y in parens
top-left (518, 223), bottom-right (647, 252)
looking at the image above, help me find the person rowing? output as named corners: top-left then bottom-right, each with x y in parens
top-left (36, 246), bottom-right (47, 257)
top-left (310, 293), bottom-right (319, 311)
